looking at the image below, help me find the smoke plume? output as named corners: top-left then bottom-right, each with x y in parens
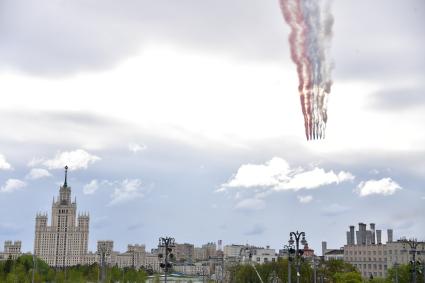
top-left (279, 0), bottom-right (334, 140)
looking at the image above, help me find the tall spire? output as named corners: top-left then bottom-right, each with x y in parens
top-left (64, 165), bottom-right (68, 187)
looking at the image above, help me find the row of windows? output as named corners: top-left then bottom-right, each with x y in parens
top-left (354, 263), bottom-right (387, 271)
top-left (346, 257), bottom-right (386, 262)
top-left (346, 250), bottom-right (385, 255)
top-left (363, 271), bottom-right (384, 277)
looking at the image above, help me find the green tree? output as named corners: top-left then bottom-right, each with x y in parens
top-left (4, 255), bottom-right (13, 274)
top-left (386, 263), bottom-right (424, 283)
top-left (369, 277), bottom-right (389, 283)
top-left (333, 271), bottom-right (362, 283)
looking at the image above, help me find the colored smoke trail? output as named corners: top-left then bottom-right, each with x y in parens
top-left (279, 0), bottom-right (334, 140)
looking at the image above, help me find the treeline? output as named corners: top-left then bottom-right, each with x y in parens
top-left (228, 258), bottom-right (424, 283)
top-left (0, 254), bottom-right (147, 283)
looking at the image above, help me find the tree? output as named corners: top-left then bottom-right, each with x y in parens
top-left (333, 271), bottom-right (362, 283)
top-left (4, 255), bottom-right (13, 274)
top-left (386, 263), bottom-right (424, 283)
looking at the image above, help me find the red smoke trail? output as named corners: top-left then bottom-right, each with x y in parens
top-left (279, 0), bottom-right (313, 140)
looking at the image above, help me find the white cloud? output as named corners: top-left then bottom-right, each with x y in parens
top-left (356, 178), bottom-right (402, 197)
top-left (128, 143), bottom-right (147, 153)
top-left (225, 157), bottom-right (292, 188)
top-left (234, 198), bottom-right (266, 211)
top-left (0, 179), bottom-right (27, 193)
top-left (297, 195), bottom-right (313, 204)
top-left (27, 157), bottom-right (45, 167)
top-left (83, 180), bottom-right (99, 195)
top-left (26, 168), bottom-right (51, 180)
top-left (0, 154), bottom-right (12, 170)
top-left (41, 149), bottom-right (100, 170)
top-left (110, 179), bottom-right (145, 205)
top-left (279, 169), bottom-right (355, 191)
top-left (221, 157), bottom-right (354, 192)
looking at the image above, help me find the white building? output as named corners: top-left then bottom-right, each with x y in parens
top-left (224, 244), bottom-right (277, 264)
top-left (0, 241), bottom-right (22, 260)
top-left (34, 166), bottom-right (89, 267)
top-left (241, 246), bottom-right (277, 264)
top-left (343, 223), bottom-right (425, 278)
top-left (173, 263), bottom-right (210, 276)
top-left (324, 249), bottom-right (344, 261)
top-left (223, 244), bottom-right (245, 259)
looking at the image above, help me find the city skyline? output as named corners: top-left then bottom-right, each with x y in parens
top-left (0, 167), bottom-right (421, 254)
top-left (1, 0), bottom-right (424, 256)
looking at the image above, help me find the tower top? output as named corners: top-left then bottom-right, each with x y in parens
top-left (64, 166), bottom-right (68, 187)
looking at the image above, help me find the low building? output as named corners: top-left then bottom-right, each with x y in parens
top-left (324, 249), bottom-right (344, 261)
top-left (223, 244), bottom-right (245, 260)
top-left (144, 253), bottom-right (161, 272)
top-left (343, 223), bottom-right (425, 278)
top-left (174, 243), bottom-right (194, 262)
top-left (240, 245), bottom-right (277, 264)
top-left (173, 263), bottom-right (210, 276)
top-left (0, 241), bottom-right (22, 260)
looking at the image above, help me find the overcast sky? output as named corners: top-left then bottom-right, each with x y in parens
top-left (0, 0), bottom-right (424, 254)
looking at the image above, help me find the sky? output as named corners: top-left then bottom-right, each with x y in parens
top-left (0, 0), bottom-right (424, 254)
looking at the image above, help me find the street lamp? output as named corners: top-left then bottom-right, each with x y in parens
top-left (283, 244), bottom-right (295, 283)
top-left (289, 231), bottom-right (307, 283)
top-left (158, 237), bottom-right (175, 283)
top-left (401, 238), bottom-right (424, 283)
top-left (97, 242), bottom-right (112, 283)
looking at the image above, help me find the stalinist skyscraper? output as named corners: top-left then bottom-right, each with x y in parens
top-left (34, 166), bottom-right (89, 267)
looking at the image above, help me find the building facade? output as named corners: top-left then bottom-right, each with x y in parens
top-left (0, 241), bottom-right (22, 260)
top-left (34, 166), bottom-right (89, 267)
top-left (343, 223), bottom-right (425, 278)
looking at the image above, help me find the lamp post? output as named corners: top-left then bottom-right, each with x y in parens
top-left (401, 239), bottom-right (424, 283)
top-left (97, 242), bottom-right (112, 283)
top-left (158, 237), bottom-right (175, 283)
top-left (283, 244), bottom-right (295, 283)
top-left (289, 231), bottom-right (307, 283)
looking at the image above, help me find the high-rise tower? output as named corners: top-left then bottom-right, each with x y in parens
top-left (34, 166), bottom-right (89, 267)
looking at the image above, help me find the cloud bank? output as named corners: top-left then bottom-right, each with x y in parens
top-left (356, 178), bottom-right (402, 197)
top-left (0, 179), bottom-right (26, 193)
top-left (26, 168), bottom-right (51, 180)
top-left (110, 179), bottom-right (146, 205)
top-left (0, 154), bottom-right (12, 170)
top-left (29, 149), bottom-right (100, 170)
top-left (220, 157), bottom-right (354, 192)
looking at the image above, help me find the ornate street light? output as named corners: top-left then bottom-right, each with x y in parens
top-left (289, 231), bottom-right (307, 283)
top-left (401, 239), bottom-right (424, 283)
top-left (401, 238), bottom-right (424, 283)
top-left (97, 241), bottom-right (112, 283)
top-left (158, 237), bottom-right (175, 283)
